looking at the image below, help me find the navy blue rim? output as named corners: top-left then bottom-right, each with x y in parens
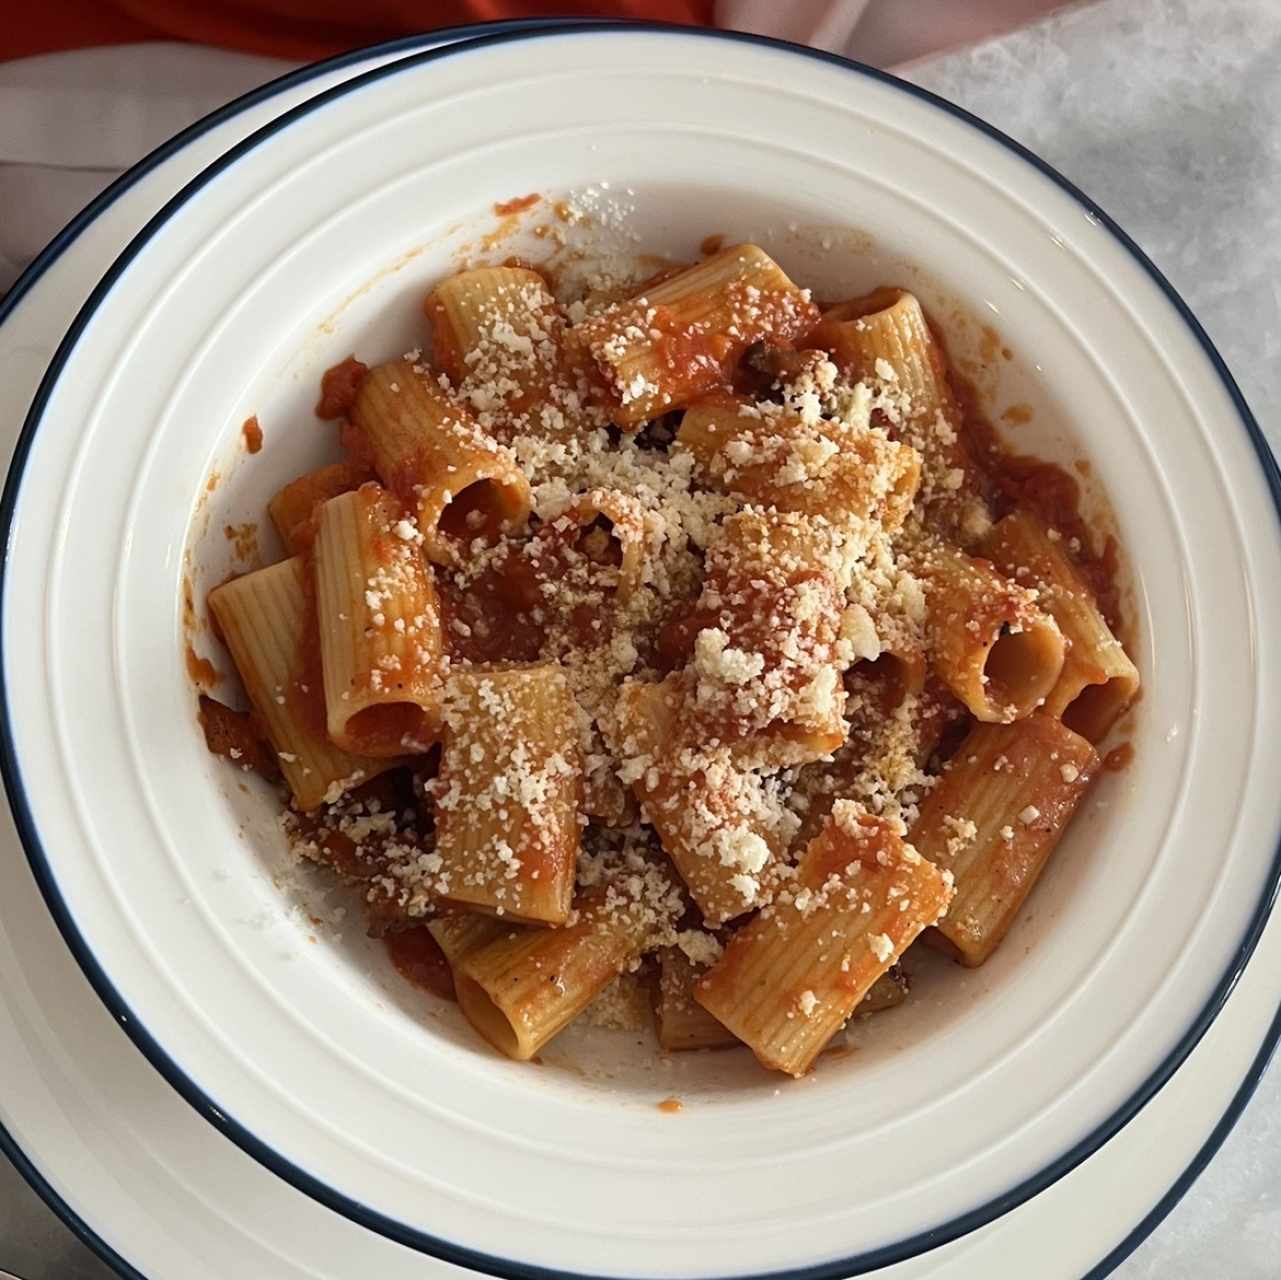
top-left (1, 19), bottom-right (1278, 1280)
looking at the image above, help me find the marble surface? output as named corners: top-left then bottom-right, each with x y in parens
top-left (2, 0), bottom-right (1279, 1275)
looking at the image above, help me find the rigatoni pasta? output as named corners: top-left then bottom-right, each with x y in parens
top-left (695, 804), bottom-right (953, 1076)
top-left (982, 511), bottom-right (1139, 740)
top-left (268, 460), bottom-right (372, 556)
top-left (687, 509), bottom-right (854, 765)
top-left (313, 486), bottom-right (445, 756)
top-left (613, 674), bottom-right (794, 925)
top-left (425, 265), bottom-right (601, 446)
top-left (909, 716), bottom-right (1099, 966)
top-left (432, 665), bottom-right (582, 925)
top-left (675, 393), bottom-right (919, 533)
top-left (917, 539), bottom-right (1065, 723)
top-left (197, 224), bottom-right (1139, 1077)
top-left (451, 868), bottom-right (682, 1060)
top-left (350, 358), bottom-right (532, 564)
top-left (570, 244), bottom-right (819, 427)
top-left (207, 558), bottom-right (398, 811)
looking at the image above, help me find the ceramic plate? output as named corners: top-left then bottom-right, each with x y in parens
top-left (3, 23), bottom-right (1280, 1280)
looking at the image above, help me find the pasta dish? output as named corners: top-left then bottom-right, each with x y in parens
top-left (197, 240), bottom-right (1138, 1077)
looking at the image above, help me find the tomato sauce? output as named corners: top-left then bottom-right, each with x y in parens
top-left (950, 369), bottom-right (1124, 633)
top-left (223, 521), bottom-right (259, 562)
top-left (316, 356), bottom-right (369, 420)
top-left (438, 563), bottom-right (544, 665)
top-left (197, 695), bottom-right (280, 780)
top-left (385, 926), bottom-right (456, 1001)
top-left (185, 644), bottom-right (218, 690)
top-left (242, 414), bottom-right (263, 454)
top-left (493, 193), bottom-right (541, 217)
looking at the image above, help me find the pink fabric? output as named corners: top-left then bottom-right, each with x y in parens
top-left (1, 1), bottom-right (1088, 290)
top-left (718, 0), bottom-right (1085, 66)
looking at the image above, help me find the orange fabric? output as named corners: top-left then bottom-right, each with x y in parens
top-left (1, 0), bottom-right (715, 64)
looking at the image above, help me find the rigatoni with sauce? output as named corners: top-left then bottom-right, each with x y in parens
top-left (312, 485), bottom-right (445, 756)
top-left (909, 716), bottom-right (1100, 966)
top-left (196, 233), bottom-right (1139, 1076)
top-left (207, 557), bottom-right (399, 811)
top-left (569, 243), bottom-right (819, 427)
top-left (350, 357), bottom-right (532, 564)
top-left (432, 665), bottom-right (582, 925)
top-left (695, 804), bottom-right (953, 1077)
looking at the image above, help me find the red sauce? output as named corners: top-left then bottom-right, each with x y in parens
top-left (650, 302), bottom-right (736, 383)
top-left (657, 1097), bottom-right (683, 1114)
top-left (339, 417), bottom-right (377, 471)
top-left (197, 695), bottom-right (280, 780)
top-left (385, 926), bottom-right (456, 1001)
top-left (952, 371), bottom-right (1123, 632)
top-left (1103, 742), bottom-right (1134, 772)
top-left (223, 521), bottom-right (259, 562)
top-left (185, 644), bottom-right (218, 689)
top-left (979, 325), bottom-right (1003, 363)
top-left (316, 356), bottom-right (369, 420)
top-left (699, 233), bottom-right (726, 257)
top-left (655, 604), bottom-right (716, 672)
top-left (438, 565), bottom-right (544, 665)
top-left (241, 414), bottom-right (263, 454)
top-left (493, 193), bottom-right (541, 217)
top-left (182, 574), bottom-right (197, 634)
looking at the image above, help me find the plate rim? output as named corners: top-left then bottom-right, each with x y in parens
top-left (2, 19), bottom-right (1279, 1280)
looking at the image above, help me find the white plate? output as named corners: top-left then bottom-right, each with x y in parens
top-left (3, 23), bottom-right (1280, 1280)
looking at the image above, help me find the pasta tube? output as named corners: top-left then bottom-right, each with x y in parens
top-left (268, 461), bottom-right (372, 556)
top-left (676, 394), bottom-right (919, 534)
top-left (918, 540), bottom-right (1065, 722)
top-left (563, 488), bottom-right (647, 603)
top-left (428, 911), bottom-right (511, 970)
top-left (694, 804), bottom-right (953, 1076)
top-left (614, 675), bottom-right (794, 925)
top-left (982, 511), bottom-right (1139, 741)
top-left (432, 666), bottom-right (582, 925)
top-left (570, 244), bottom-right (819, 427)
top-left (453, 869), bottom-right (680, 1060)
top-left (690, 510), bottom-right (851, 764)
top-left (350, 359), bottom-right (531, 564)
top-left (909, 715), bottom-right (1099, 966)
top-left (313, 486), bottom-right (445, 756)
top-left (425, 265), bottom-right (595, 445)
top-left (655, 947), bottom-right (738, 1052)
top-left (208, 558), bottom-right (396, 810)
top-left (812, 289), bottom-right (990, 542)
top-left (812, 289), bottom-right (953, 424)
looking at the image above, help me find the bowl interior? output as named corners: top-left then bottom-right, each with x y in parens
top-left (186, 184), bottom-right (1139, 1101)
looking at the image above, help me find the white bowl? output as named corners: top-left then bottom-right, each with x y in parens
top-left (5, 23), bottom-right (1281, 1279)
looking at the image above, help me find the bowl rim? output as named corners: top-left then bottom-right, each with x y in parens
top-left (1, 19), bottom-right (1278, 1280)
